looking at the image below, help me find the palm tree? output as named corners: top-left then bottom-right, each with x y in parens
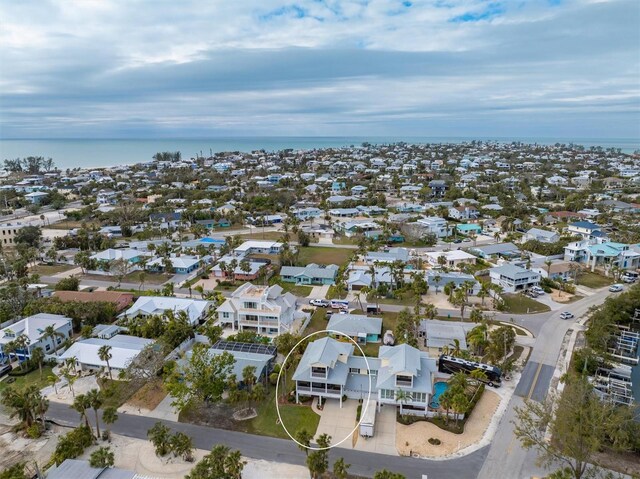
top-left (423, 302), bottom-right (437, 320)
top-left (224, 449), bottom-right (246, 479)
top-left (98, 345), bottom-right (113, 380)
top-left (42, 325), bottom-right (65, 356)
top-left (71, 393), bottom-right (92, 430)
top-left (493, 231), bottom-right (501, 243)
top-left (333, 458), bottom-right (351, 479)
top-left (395, 389), bottom-right (413, 416)
top-left (137, 270), bottom-right (147, 291)
top-left (86, 388), bottom-right (103, 438)
top-left (544, 259), bottom-right (553, 279)
top-left (47, 374), bottom-right (59, 395)
top-left (102, 406), bottom-right (118, 439)
top-left (1, 385), bottom-right (43, 429)
top-left (448, 339), bottom-right (463, 357)
top-left (478, 282), bottom-right (490, 306)
top-left (31, 347), bottom-right (45, 377)
top-left (295, 428), bottom-right (312, 456)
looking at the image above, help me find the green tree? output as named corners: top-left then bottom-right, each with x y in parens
top-left (147, 422), bottom-right (172, 456)
top-left (514, 374), bottom-right (635, 479)
top-left (89, 446), bottom-right (114, 468)
top-left (296, 428), bottom-right (313, 456)
top-left (71, 393), bottom-right (92, 430)
top-left (102, 406), bottom-right (118, 439)
top-left (186, 444), bottom-right (246, 479)
top-left (333, 457), bottom-right (351, 479)
top-left (54, 277), bottom-right (80, 291)
top-left (306, 433), bottom-right (332, 479)
top-left (374, 470), bottom-right (406, 479)
top-left (86, 388), bottom-right (103, 438)
top-left (170, 431), bottom-right (195, 462)
top-left (1, 385), bottom-right (47, 430)
top-left (165, 345), bottom-right (235, 412)
top-left (31, 346), bottom-right (45, 378)
top-left (98, 345), bottom-right (113, 380)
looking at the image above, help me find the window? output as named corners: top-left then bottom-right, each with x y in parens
top-left (222, 312), bottom-right (230, 319)
top-left (311, 366), bottom-right (327, 379)
top-left (244, 302), bottom-right (258, 309)
top-left (45, 345), bottom-right (51, 352)
top-left (395, 374), bottom-right (413, 388)
top-left (413, 392), bottom-right (426, 403)
top-left (349, 367), bottom-right (360, 374)
top-left (380, 389), bottom-right (394, 400)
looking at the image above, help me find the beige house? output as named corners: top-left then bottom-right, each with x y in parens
top-left (0, 222), bottom-right (26, 247)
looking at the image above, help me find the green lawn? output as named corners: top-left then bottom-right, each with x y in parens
top-left (123, 271), bottom-right (169, 285)
top-left (271, 280), bottom-right (313, 297)
top-left (296, 246), bottom-right (353, 266)
top-left (246, 364), bottom-right (319, 439)
top-left (576, 272), bottom-right (613, 289)
top-left (332, 236), bottom-right (358, 245)
top-left (306, 307), bottom-right (329, 334)
top-left (0, 365), bottom-right (55, 393)
top-left (375, 290), bottom-right (419, 307)
top-left (30, 264), bottom-right (76, 276)
top-left (501, 294), bottom-right (551, 314)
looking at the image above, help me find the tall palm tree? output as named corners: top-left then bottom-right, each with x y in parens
top-left (395, 390), bottom-right (413, 416)
top-left (98, 345), bottom-right (113, 380)
top-left (448, 339), bottom-right (463, 357)
top-left (102, 406), bottom-right (118, 438)
top-left (71, 393), bottom-right (91, 430)
top-left (41, 325), bottom-right (65, 356)
top-left (31, 347), bottom-right (45, 377)
top-left (86, 388), bottom-right (103, 438)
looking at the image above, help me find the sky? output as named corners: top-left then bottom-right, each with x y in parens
top-left (0, 0), bottom-right (639, 139)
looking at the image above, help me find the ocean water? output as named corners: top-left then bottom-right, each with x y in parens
top-left (0, 137), bottom-right (638, 170)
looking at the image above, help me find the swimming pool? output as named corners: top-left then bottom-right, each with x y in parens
top-left (430, 381), bottom-right (449, 409)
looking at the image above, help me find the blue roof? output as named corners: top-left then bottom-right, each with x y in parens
top-left (570, 221), bottom-right (600, 230)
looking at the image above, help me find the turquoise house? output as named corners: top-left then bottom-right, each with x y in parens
top-left (456, 223), bottom-right (482, 235)
top-left (327, 314), bottom-right (383, 344)
top-left (280, 263), bottom-right (338, 285)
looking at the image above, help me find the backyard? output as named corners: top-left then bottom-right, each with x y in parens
top-left (269, 279), bottom-right (313, 297)
top-left (576, 272), bottom-right (613, 289)
top-left (296, 246), bottom-right (353, 266)
top-left (0, 365), bottom-right (55, 393)
top-left (501, 294), bottom-right (551, 314)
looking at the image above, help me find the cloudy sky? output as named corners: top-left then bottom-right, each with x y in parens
top-left (0, 0), bottom-right (638, 139)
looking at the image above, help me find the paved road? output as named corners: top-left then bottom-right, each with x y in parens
top-left (46, 401), bottom-right (488, 479)
top-left (477, 288), bottom-right (611, 479)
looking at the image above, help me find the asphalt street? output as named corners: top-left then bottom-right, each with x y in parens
top-left (46, 401), bottom-right (488, 479)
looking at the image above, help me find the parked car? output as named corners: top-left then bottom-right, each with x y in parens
top-left (609, 284), bottom-right (624, 292)
top-left (560, 312), bottom-right (574, 320)
top-left (453, 239), bottom-right (463, 244)
top-left (0, 363), bottom-right (12, 378)
top-left (531, 286), bottom-right (545, 295)
top-left (310, 299), bottom-right (330, 307)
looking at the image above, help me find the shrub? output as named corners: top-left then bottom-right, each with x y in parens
top-left (52, 426), bottom-right (94, 465)
top-left (428, 438), bottom-right (441, 445)
top-left (26, 423), bottom-right (43, 439)
top-left (356, 404), bottom-right (362, 421)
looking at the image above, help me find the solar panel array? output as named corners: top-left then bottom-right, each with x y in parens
top-left (211, 340), bottom-right (277, 356)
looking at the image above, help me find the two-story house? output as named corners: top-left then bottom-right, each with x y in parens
top-left (0, 313), bottom-right (73, 360)
top-left (216, 283), bottom-right (299, 336)
top-left (489, 264), bottom-right (540, 293)
top-left (293, 337), bottom-right (437, 414)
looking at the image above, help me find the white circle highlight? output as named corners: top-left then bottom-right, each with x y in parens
top-left (275, 329), bottom-right (373, 451)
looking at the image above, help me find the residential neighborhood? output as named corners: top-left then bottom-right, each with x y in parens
top-left (1, 140), bottom-right (639, 479)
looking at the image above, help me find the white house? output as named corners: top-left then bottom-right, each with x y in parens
top-left (0, 313), bottom-right (73, 360)
top-left (524, 228), bottom-right (560, 244)
top-left (59, 334), bottom-right (154, 373)
top-left (234, 241), bottom-right (284, 256)
top-left (424, 250), bottom-right (477, 269)
top-left (121, 296), bottom-right (212, 326)
top-left (416, 217), bottom-right (449, 238)
top-left (489, 264), bottom-right (540, 293)
top-left (216, 283), bottom-right (301, 336)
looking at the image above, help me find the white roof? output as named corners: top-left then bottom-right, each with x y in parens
top-left (0, 313), bottom-right (71, 345)
top-left (90, 248), bottom-right (145, 262)
top-left (59, 335), bottom-right (154, 369)
top-left (123, 296), bottom-right (211, 325)
top-left (425, 250), bottom-right (476, 262)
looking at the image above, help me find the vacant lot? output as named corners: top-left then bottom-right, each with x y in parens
top-left (238, 231), bottom-right (284, 241)
top-left (501, 294), bottom-right (551, 314)
top-left (576, 272), bottom-right (613, 289)
top-left (30, 263), bottom-right (76, 276)
top-left (297, 246), bottom-right (353, 266)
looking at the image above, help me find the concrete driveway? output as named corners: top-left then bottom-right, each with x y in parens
top-left (351, 403), bottom-right (397, 456)
top-left (315, 399), bottom-right (398, 455)
top-left (315, 399), bottom-right (359, 448)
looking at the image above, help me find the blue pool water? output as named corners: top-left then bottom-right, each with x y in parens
top-left (430, 381), bottom-right (449, 409)
top-left (199, 238), bottom-right (224, 244)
